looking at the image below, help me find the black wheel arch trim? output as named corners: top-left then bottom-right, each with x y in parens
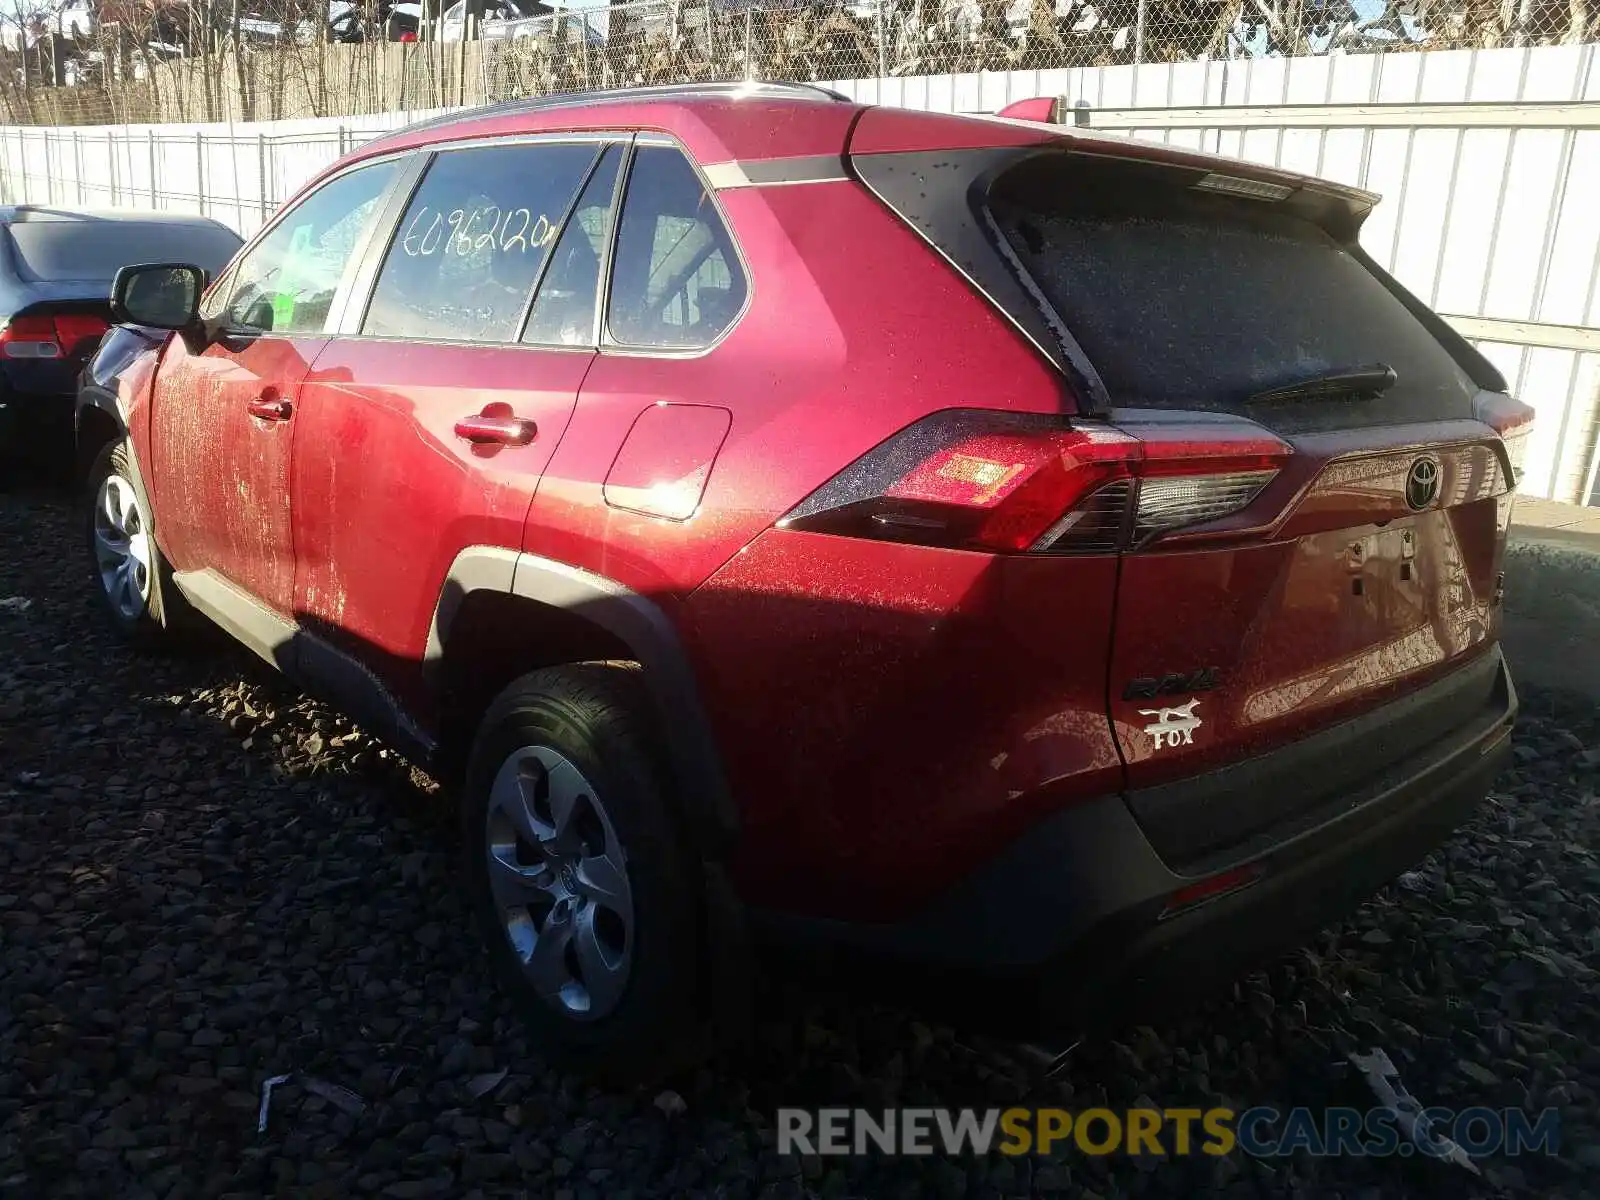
top-left (75, 382), bottom-right (129, 466)
top-left (76, 379), bottom-right (127, 425)
top-left (427, 546), bottom-right (739, 857)
top-left (75, 323), bottom-right (173, 448)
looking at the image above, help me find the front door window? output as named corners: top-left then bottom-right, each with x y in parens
top-left (223, 160), bottom-right (400, 336)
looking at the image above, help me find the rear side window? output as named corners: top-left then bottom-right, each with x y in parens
top-left (362, 142), bottom-right (599, 343)
top-left (607, 145), bottom-right (745, 350)
top-left (522, 144), bottom-right (622, 347)
top-left (7, 220), bottom-right (241, 283)
top-left (986, 154), bottom-right (1475, 412)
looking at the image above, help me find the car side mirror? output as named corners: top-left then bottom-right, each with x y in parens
top-left (110, 262), bottom-right (205, 331)
top-left (239, 295), bottom-right (276, 333)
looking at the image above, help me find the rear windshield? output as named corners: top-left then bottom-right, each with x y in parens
top-left (7, 220), bottom-right (242, 283)
top-left (986, 154), bottom-right (1476, 414)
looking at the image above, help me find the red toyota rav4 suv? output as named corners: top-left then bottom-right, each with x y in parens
top-left (80, 82), bottom-right (1529, 1078)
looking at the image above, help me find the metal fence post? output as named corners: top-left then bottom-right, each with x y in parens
top-left (1135, 0), bottom-right (1146, 65)
top-left (1583, 415), bottom-right (1600, 507)
top-left (257, 133), bottom-right (269, 224)
top-left (148, 130), bottom-right (157, 209)
top-left (196, 130), bottom-right (205, 216)
top-left (107, 130), bottom-right (117, 205)
top-left (875, 0), bottom-right (887, 80)
top-left (73, 129), bottom-right (84, 205)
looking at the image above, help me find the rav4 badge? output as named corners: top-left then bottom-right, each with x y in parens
top-left (1139, 699), bottom-right (1203, 750)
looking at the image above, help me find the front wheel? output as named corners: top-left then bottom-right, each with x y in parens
top-left (84, 439), bottom-right (191, 643)
top-left (462, 664), bottom-right (706, 1083)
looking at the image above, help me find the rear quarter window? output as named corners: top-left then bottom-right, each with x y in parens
top-left (606, 145), bottom-right (746, 351)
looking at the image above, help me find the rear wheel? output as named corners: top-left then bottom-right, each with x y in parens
top-left (84, 439), bottom-right (191, 643)
top-left (462, 664), bottom-right (704, 1082)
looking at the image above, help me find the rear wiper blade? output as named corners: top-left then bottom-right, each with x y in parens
top-left (1248, 364), bottom-right (1397, 405)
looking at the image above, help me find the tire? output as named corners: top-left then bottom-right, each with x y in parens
top-left (462, 663), bottom-right (705, 1083)
top-left (84, 439), bottom-right (193, 643)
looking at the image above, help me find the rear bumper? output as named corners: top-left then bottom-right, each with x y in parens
top-left (766, 646), bottom-right (1516, 1033)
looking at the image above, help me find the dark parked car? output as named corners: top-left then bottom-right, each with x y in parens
top-left (0, 206), bottom-right (240, 472)
top-left (80, 82), bottom-right (1532, 1080)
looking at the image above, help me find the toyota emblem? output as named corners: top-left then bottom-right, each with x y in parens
top-left (1405, 457), bottom-right (1440, 510)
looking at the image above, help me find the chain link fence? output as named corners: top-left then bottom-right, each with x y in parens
top-left (0, 0), bottom-right (1594, 125)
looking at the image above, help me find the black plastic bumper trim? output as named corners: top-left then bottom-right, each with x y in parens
top-left (1127, 645), bottom-right (1508, 871)
top-left (757, 652), bottom-right (1516, 1020)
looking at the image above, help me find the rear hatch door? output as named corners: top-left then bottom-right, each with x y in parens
top-left (978, 147), bottom-right (1518, 861)
top-left (850, 117), bottom-right (1523, 863)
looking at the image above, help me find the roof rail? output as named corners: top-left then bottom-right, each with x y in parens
top-left (385, 80), bottom-right (852, 143)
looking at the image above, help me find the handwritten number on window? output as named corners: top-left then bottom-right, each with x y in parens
top-left (399, 204), bottom-right (555, 257)
top-left (473, 206), bottom-right (500, 251)
top-left (501, 208), bottom-right (530, 254)
top-left (402, 209), bottom-right (443, 257)
top-left (446, 208), bottom-right (469, 256)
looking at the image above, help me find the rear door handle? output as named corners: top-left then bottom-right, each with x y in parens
top-left (454, 413), bottom-right (538, 447)
top-left (247, 395), bottom-right (292, 422)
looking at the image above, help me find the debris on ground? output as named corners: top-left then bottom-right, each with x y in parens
top-left (257, 1074), bottom-right (292, 1134)
top-left (1350, 1048), bottom-right (1480, 1174)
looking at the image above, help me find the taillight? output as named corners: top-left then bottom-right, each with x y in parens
top-left (0, 314), bottom-right (61, 359)
top-left (1474, 392), bottom-right (1535, 486)
top-left (0, 312), bottom-right (108, 359)
top-left (778, 410), bottom-right (1291, 554)
top-left (52, 313), bottom-right (109, 354)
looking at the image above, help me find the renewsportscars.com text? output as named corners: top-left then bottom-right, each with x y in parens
top-left (777, 1106), bottom-right (1561, 1160)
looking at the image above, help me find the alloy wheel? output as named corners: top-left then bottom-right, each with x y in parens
top-left (485, 745), bottom-right (634, 1020)
top-left (93, 474), bottom-right (153, 622)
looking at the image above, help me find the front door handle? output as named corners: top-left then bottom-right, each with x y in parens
top-left (454, 412), bottom-right (538, 447)
top-left (247, 395), bottom-right (293, 422)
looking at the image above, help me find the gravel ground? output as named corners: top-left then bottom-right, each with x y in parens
top-left (1, 483), bottom-right (1597, 1200)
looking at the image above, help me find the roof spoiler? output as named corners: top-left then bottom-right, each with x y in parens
top-left (989, 94), bottom-right (1380, 238)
